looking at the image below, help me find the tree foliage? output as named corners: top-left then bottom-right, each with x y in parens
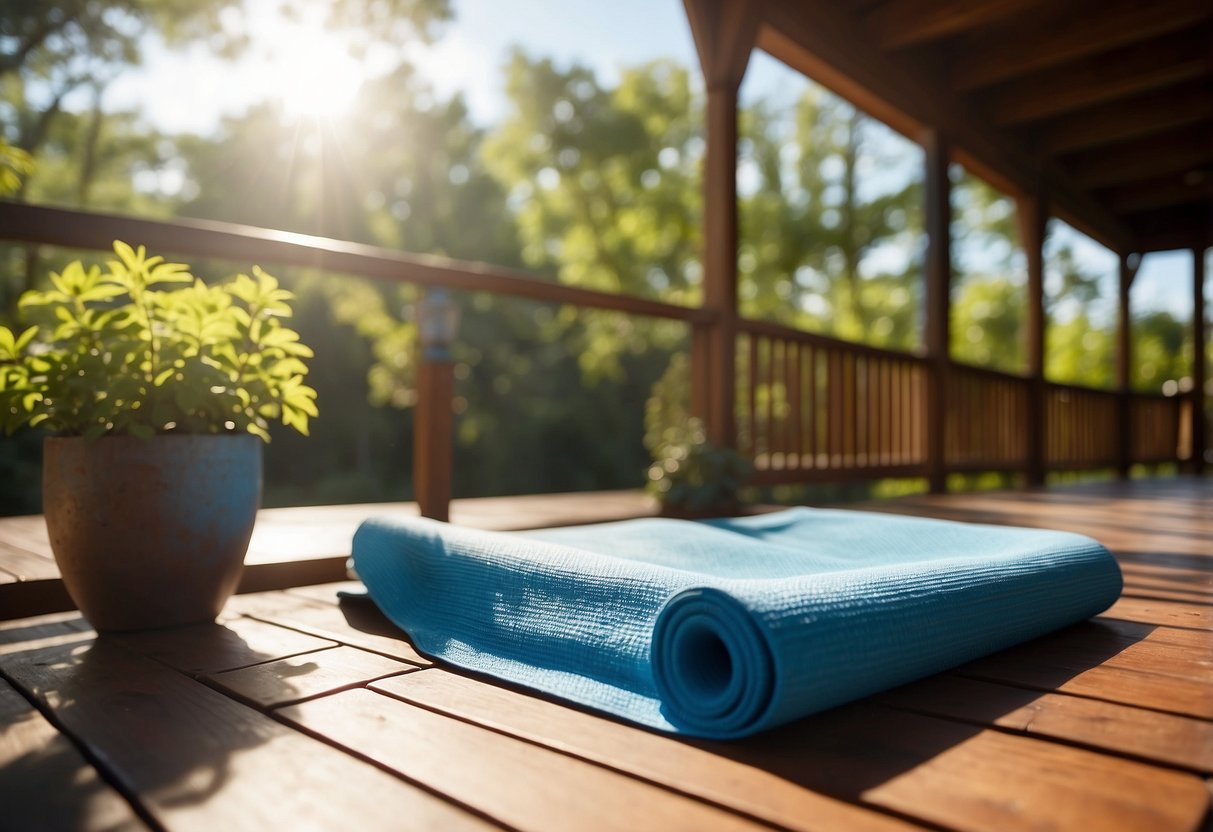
top-left (0, 1), bottom-right (1199, 513)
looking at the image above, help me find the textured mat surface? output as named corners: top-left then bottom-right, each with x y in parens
top-left (352, 508), bottom-right (1122, 738)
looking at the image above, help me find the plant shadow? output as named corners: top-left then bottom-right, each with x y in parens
top-left (0, 613), bottom-right (314, 821)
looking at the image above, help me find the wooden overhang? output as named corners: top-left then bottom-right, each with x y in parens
top-left (752, 0), bottom-right (1213, 255)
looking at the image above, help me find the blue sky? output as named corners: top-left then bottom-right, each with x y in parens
top-left (101, 0), bottom-right (1199, 322)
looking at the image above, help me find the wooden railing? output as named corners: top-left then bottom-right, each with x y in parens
top-left (736, 320), bottom-right (928, 483)
top-left (735, 320), bottom-right (1193, 482)
top-left (1, 201), bottom-right (1199, 508)
top-left (1043, 382), bottom-right (1120, 469)
top-left (945, 363), bottom-right (1031, 472)
top-left (1130, 393), bottom-right (1183, 464)
top-left (0, 202), bottom-right (708, 324)
top-left (0, 201), bottom-right (707, 520)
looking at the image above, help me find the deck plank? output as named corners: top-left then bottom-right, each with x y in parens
top-left (206, 644), bottom-right (419, 708)
top-left (959, 647), bottom-right (1213, 720)
top-left (279, 687), bottom-right (777, 832)
top-left (107, 616), bottom-right (339, 675)
top-left (1, 619), bottom-right (499, 832)
top-left (2, 478), bottom-right (1210, 831)
top-left (368, 671), bottom-right (1210, 832)
top-left (710, 703), bottom-right (1210, 832)
top-left (231, 591), bottom-right (432, 666)
top-left (1103, 597), bottom-right (1213, 631)
top-left (0, 539), bottom-right (57, 581)
top-left (369, 669), bottom-right (924, 832)
top-left (0, 677), bottom-right (148, 831)
top-left (876, 675), bottom-right (1213, 772)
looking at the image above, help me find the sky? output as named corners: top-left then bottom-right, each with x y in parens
top-left (99, 0), bottom-right (1199, 322)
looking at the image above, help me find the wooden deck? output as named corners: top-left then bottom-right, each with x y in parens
top-left (1, 478), bottom-right (1210, 831)
top-left (0, 490), bottom-right (660, 621)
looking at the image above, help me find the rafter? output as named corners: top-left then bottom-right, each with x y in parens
top-left (1036, 82), bottom-right (1213, 156)
top-left (757, 1), bottom-right (1135, 253)
top-left (865, 0), bottom-right (1052, 50)
top-left (952, 0), bottom-right (1213, 91)
top-left (989, 30), bottom-right (1211, 125)
top-left (1103, 175), bottom-right (1213, 216)
top-left (1066, 126), bottom-right (1213, 190)
top-left (1134, 206), bottom-right (1213, 252)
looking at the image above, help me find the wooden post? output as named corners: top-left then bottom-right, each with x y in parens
top-left (684, 0), bottom-right (758, 447)
top-left (1193, 247), bottom-right (1207, 474)
top-left (414, 358), bottom-right (454, 522)
top-left (922, 130), bottom-right (951, 493)
top-left (1017, 186), bottom-right (1048, 487)
top-left (413, 288), bottom-right (460, 523)
top-left (1115, 254), bottom-right (1138, 479)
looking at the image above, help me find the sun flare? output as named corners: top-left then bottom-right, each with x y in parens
top-left (257, 10), bottom-right (365, 120)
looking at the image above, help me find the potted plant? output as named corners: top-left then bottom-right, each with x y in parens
top-left (0, 241), bottom-right (318, 630)
top-left (644, 355), bottom-right (752, 517)
top-left (646, 416), bottom-right (753, 517)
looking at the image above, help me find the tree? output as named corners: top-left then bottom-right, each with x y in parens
top-left (738, 86), bottom-right (923, 350)
top-left (482, 52), bottom-right (701, 382)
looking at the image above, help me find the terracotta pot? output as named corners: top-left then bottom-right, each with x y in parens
top-left (43, 434), bottom-right (261, 631)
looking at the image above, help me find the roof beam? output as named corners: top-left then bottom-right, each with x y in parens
top-left (1103, 175), bottom-right (1213, 216)
top-left (865, 0), bottom-right (1052, 50)
top-left (757, 0), bottom-right (1136, 253)
top-left (952, 0), bottom-right (1213, 91)
top-left (1036, 82), bottom-right (1213, 156)
top-left (989, 30), bottom-right (1211, 125)
top-left (1066, 126), bottom-right (1213, 190)
top-left (1129, 205), bottom-right (1213, 252)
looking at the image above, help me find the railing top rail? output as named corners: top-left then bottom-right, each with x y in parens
top-left (947, 360), bottom-right (1031, 385)
top-left (1043, 379), bottom-right (1119, 397)
top-left (1129, 390), bottom-right (1183, 403)
top-left (737, 316), bottom-right (928, 365)
top-left (0, 201), bottom-right (710, 324)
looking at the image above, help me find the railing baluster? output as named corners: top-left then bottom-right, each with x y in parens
top-left (748, 334), bottom-right (759, 463)
top-left (771, 339), bottom-right (781, 470)
top-left (788, 340), bottom-right (801, 469)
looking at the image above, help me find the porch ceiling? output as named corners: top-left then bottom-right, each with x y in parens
top-left (757, 0), bottom-right (1213, 255)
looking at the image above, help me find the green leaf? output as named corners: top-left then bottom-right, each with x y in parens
top-left (78, 284), bottom-right (128, 303)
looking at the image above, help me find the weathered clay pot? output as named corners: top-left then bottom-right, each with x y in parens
top-left (43, 434), bottom-right (261, 631)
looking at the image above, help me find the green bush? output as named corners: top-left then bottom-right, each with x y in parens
top-left (644, 353), bottom-right (752, 514)
top-left (0, 241), bottom-right (317, 440)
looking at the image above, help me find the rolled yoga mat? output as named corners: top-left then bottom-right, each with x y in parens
top-left (351, 507), bottom-right (1122, 739)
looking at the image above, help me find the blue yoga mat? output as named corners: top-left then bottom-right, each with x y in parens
top-left (352, 507), bottom-right (1121, 739)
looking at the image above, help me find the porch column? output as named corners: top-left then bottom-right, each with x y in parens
top-left (1017, 187), bottom-right (1048, 487)
top-left (684, 0), bottom-right (758, 447)
top-left (414, 288), bottom-right (460, 522)
top-left (1115, 254), bottom-right (1138, 479)
top-left (922, 130), bottom-right (951, 493)
top-left (1194, 247), bottom-right (1207, 474)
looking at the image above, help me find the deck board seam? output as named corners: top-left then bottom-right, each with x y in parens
top-left (872, 694), bottom-right (1213, 775)
top-left (951, 669), bottom-right (1213, 723)
top-left (0, 662), bottom-right (168, 832)
top-left (362, 680), bottom-right (941, 832)
top-left (200, 663), bottom-right (422, 712)
top-left (239, 609), bottom-right (432, 667)
top-left (262, 702), bottom-right (526, 832)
